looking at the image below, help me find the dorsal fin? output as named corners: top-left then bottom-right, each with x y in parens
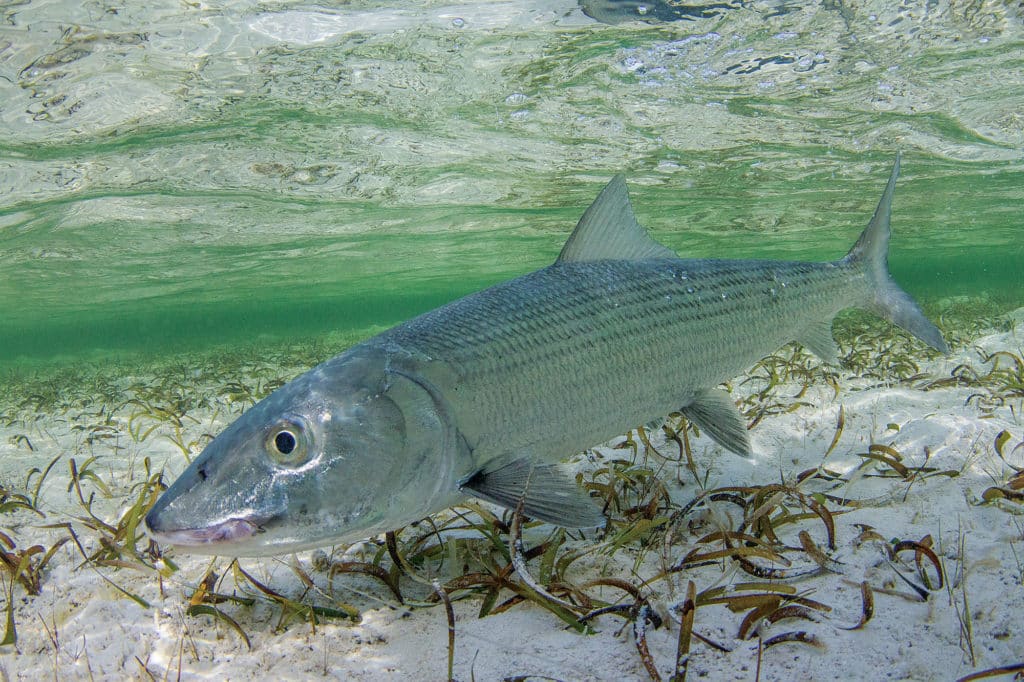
top-left (556, 175), bottom-right (676, 263)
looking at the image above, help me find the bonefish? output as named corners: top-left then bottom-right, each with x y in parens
top-left (145, 154), bottom-right (947, 556)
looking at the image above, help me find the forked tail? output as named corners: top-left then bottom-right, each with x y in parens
top-left (841, 153), bottom-right (949, 354)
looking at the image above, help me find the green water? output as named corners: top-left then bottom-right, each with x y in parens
top-left (1, 1), bottom-right (1022, 368)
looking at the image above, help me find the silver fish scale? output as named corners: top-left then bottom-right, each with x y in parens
top-left (376, 256), bottom-right (866, 467)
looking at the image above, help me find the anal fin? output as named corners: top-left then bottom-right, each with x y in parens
top-left (460, 458), bottom-right (605, 529)
top-left (681, 388), bottom-right (752, 457)
top-left (797, 319), bottom-right (840, 365)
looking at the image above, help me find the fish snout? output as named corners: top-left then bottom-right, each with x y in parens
top-left (144, 509), bottom-right (261, 546)
top-left (143, 463), bottom-right (264, 549)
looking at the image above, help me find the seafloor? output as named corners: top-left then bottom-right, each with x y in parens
top-left (1, 304), bottom-right (1022, 681)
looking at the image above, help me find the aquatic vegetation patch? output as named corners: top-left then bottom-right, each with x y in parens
top-left (923, 350), bottom-right (1024, 418)
top-left (0, 306), bottom-right (1022, 677)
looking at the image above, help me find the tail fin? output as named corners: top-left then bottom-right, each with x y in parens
top-left (842, 153), bottom-right (949, 354)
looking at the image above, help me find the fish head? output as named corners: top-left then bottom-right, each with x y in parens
top-left (144, 345), bottom-right (455, 556)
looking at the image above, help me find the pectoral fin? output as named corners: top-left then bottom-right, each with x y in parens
top-left (460, 458), bottom-right (606, 529)
top-left (681, 388), bottom-right (752, 457)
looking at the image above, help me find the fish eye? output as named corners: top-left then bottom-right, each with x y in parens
top-left (275, 430), bottom-right (297, 455)
top-left (266, 417), bottom-right (312, 467)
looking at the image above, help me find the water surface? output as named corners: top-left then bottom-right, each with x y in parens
top-left (1, 0), bottom-right (1021, 367)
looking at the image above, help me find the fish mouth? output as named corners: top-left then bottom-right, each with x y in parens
top-left (144, 512), bottom-right (266, 548)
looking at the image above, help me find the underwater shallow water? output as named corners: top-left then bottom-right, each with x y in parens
top-left (1, 0), bottom-right (1022, 368)
top-left (2, 5), bottom-right (1024, 678)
